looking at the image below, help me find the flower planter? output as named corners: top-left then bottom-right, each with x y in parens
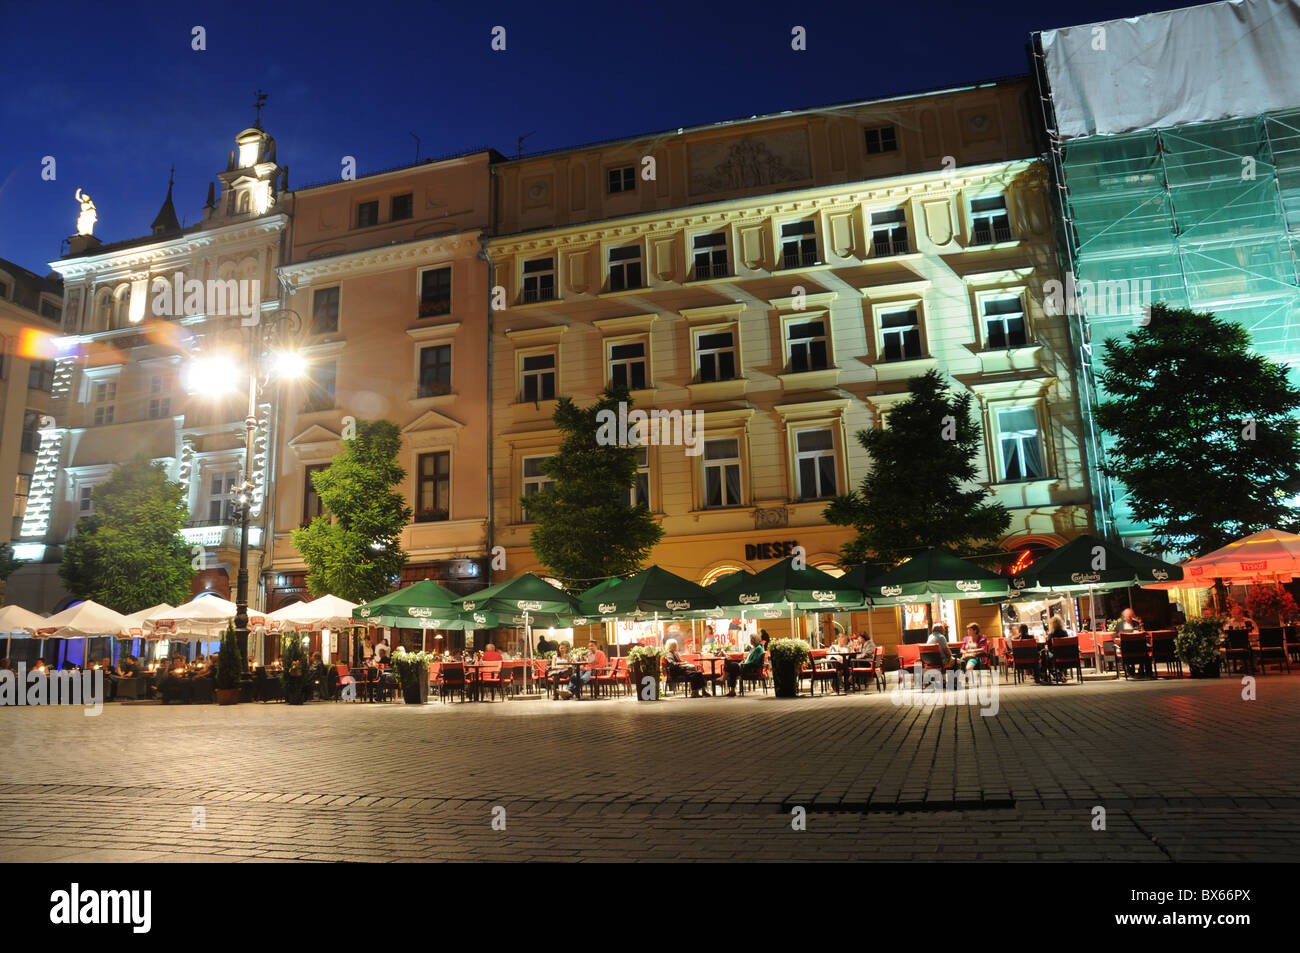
top-left (628, 661), bottom-right (660, 701)
top-left (215, 688), bottom-right (241, 706)
top-left (284, 688), bottom-right (305, 706)
top-left (1189, 661), bottom-right (1222, 679)
top-left (402, 675), bottom-right (430, 704)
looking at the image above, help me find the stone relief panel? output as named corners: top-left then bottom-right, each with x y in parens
top-left (923, 199), bottom-right (954, 247)
top-left (688, 129), bottom-right (812, 196)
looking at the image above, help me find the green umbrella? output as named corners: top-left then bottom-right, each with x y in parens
top-left (453, 574), bottom-right (580, 692)
top-left (857, 549), bottom-right (1015, 604)
top-left (577, 565), bottom-right (719, 619)
top-left (352, 579), bottom-right (463, 626)
top-left (711, 558), bottom-right (862, 646)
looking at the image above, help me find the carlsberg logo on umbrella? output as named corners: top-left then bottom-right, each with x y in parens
top-left (880, 585), bottom-right (903, 597)
top-left (1071, 572), bottom-right (1102, 583)
top-left (1151, 569), bottom-right (1170, 580)
top-left (738, 593), bottom-right (761, 605)
top-left (955, 581), bottom-right (982, 592)
top-left (473, 612), bottom-right (487, 625)
top-left (665, 599), bottom-right (691, 610)
top-left (407, 607), bottom-right (433, 618)
top-left (359, 608), bottom-right (372, 618)
top-left (462, 601), bottom-right (477, 611)
top-left (516, 600), bottom-right (543, 611)
top-left (598, 603), bottom-right (617, 614)
top-left (811, 591), bottom-right (836, 602)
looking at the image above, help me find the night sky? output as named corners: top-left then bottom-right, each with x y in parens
top-left (0, 0), bottom-right (1193, 274)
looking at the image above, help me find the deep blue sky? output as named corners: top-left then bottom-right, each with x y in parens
top-left (0, 0), bottom-right (1192, 274)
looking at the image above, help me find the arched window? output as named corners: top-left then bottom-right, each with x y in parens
top-left (112, 286), bottom-right (131, 328)
top-left (96, 289), bottom-right (113, 331)
top-left (238, 191), bottom-right (250, 214)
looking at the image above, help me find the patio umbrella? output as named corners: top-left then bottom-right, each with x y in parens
top-left (855, 549), bottom-right (1015, 604)
top-left (352, 580), bottom-right (469, 657)
top-left (1016, 533), bottom-right (1184, 670)
top-left (714, 558), bottom-right (862, 646)
top-left (576, 567), bottom-right (724, 652)
top-left (453, 574), bottom-right (580, 693)
top-left (0, 604), bottom-right (45, 659)
top-left (1148, 527), bottom-right (1300, 589)
top-left (117, 603), bottom-right (174, 664)
top-left (36, 600), bottom-right (132, 669)
top-left (148, 596), bottom-right (267, 641)
top-left (269, 594), bottom-right (359, 628)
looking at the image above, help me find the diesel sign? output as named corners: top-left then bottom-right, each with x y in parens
top-left (746, 540), bottom-right (799, 561)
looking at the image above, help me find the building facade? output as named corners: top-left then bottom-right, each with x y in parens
top-left (487, 78), bottom-right (1093, 644)
top-left (8, 125), bottom-right (290, 612)
top-left (264, 150), bottom-right (500, 611)
top-left (0, 261), bottom-right (63, 602)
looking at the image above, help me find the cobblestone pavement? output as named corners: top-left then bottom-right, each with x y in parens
top-left (1, 672), bottom-right (1298, 862)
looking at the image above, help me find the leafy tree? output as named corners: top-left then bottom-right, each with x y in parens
top-left (825, 370), bottom-right (1011, 566)
top-left (0, 543), bottom-right (21, 583)
top-left (59, 456), bottom-right (194, 612)
top-left (292, 419), bottom-right (411, 602)
top-left (1095, 302), bottom-right (1300, 554)
top-left (524, 386), bottom-right (664, 589)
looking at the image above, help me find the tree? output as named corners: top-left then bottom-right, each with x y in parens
top-left (59, 456), bottom-right (194, 612)
top-left (524, 387), bottom-right (664, 589)
top-left (291, 418), bottom-right (412, 602)
top-left (1095, 302), bottom-right (1300, 554)
top-left (0, 543), bottom-right (21, 583)
top-left (825, 370), bottom-right (1011, 566)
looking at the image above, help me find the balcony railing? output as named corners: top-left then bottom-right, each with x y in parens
top-left (972, 221), bottom-right (1014, 245)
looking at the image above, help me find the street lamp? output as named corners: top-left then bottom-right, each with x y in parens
top-left (187, 310), bottom-right (304, 656)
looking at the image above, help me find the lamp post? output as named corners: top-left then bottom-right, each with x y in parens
top-left (188, 311), bottom-right (304, 659)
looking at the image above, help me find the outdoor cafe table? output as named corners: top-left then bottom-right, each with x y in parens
top-left (826, 651), bottom-right (855, 693)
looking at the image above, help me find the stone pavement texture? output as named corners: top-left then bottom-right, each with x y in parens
top-left (1, 672), bottom-right (1298, 862)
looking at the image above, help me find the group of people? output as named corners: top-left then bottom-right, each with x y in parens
top-left (923, 622), bottom-right (992, 671)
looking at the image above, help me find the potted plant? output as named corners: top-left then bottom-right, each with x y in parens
top-left (1175, 616), bottom-right (1224, 678)
top-left (769, 638), bottom-right (811, 697)
top-left (280, 630), bottom-right (312, 704)
top-left (391, 650), bottom-right (432, 704)
top-left (214, 621), bottom-right (244, 706)
top-left (1244, 583), bottom-right (1298, 628)
top-left (626, 645), bottom-right (664, 701)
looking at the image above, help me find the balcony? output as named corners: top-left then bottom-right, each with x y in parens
top-left (181, 522), bottom-right (264, 549)
top-left (972, 222), bottom-right (1015, 246)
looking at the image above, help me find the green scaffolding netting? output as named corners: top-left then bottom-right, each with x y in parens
top-left (1060, 110), bottom-right (1300, 537)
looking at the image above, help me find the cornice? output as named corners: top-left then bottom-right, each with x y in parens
top-left (279, 231), bottom-right (483, 285)
top-left (50, 215), bottom-right (289, 280)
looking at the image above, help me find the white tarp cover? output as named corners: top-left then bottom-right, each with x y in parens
top-left (1039, 0), bottom-right (1300, 139)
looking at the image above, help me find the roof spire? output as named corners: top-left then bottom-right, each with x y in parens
top-left (253, 89), bottom-right (268, 130)
top-left (151, 166), bottom-right (181, 236)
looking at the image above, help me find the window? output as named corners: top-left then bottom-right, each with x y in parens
top-left (418, 344), bottom-right (452, 397)
top-left (997, 407), bottom-right (1046, 481)
top-left (970, 195), bottom-right (1013, 244)
top-left (520, 352), bottom-right (556, 402)
top-left (696, 330), bottom-right (737, 382)
top-left (302, 463), bottom-right (327, 524)
top-left (147, 375), bottom-right (172, 419)
top-left (20, 411), bottom-right (41, 454)
top-left (0, 280), bottom-right (8, 299)
top-left (78, 485), bottom-right (96, 517)
top-left (607, 245), bottom-right (642, 292)
top-left (521, 256), bottom-right (556, 303)
top-left (865, 126), bottom-right (898, 155)
top-left (390, 193), bottom-right (413, 221)
top-left (356, 200), bottom-right (379, 228)
top-left (521, 456), bottom-right (554, 521)
top-left (304, 362), bottom-right (336, 412)
top-left (780, 221), bottom-right (819, 269)
top-left (609, 341), bottom-right (647, 390)
top-left (607, 166), bottom-right (636, 194)
top-left (703, 438), bottom-right (743, 508)
top-left (787, 319), bottom-right (829, 372)
top-left (419, 267), bottom-right (452, 317)
top-left (880, 309), bottom-right (923, 362)
top-left (28, 360), bottom-right (54, 392)
top-left (415, 451), bottom-right (450, 522)
top-left (692, 233), bottom-right (729, 280)
top-left (629, 446), bottom-right (650, 508)
top-left (870, 209), bottom-right (909, 257)
top-left (238, 192), bottom-right (250, 214)
top-left (39, 299), bottom-right (61, 322)
top-left (983, 296), bottom-right (1027, 349)
top-left (91, 380), bottom-right (116, 426)
top-left (13, 473), bottom-right (31, 538)
top-left (795, 429), bottom-right (836, 500)
top-left (203, 468), bottom-right (239, 523)
top-left (312, 287), bottom-right (340, 335)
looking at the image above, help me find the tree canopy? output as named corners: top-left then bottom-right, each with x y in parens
top-left (523, 387), bottom-right (664, 589)
top-left (825, 369), bottom-right (1011, 566)
top-left (291, 418), bottom-right (412, 602)
top-left (59, 456), bottom-right (194, 612)
top-left (1095, 302), bottom-right (1300, 554)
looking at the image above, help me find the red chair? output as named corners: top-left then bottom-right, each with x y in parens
top-left (1049, 636), bottom-right (1083, 683)
top-left (1257, 627), bottom-right (1290, 674)
top-left (849, 646), bottom-right (883, 693)
top-left (1149, 631), bottom-right (1182, 677)
top-left (335, 664), bottom-right (358, 702)
top-left (896, 644), bottom-right (922, 687)
top-left (476, 659), bottom-right (506, 701)
top-left (1118, 634), bottom-right (1154, 679)
top-left (917, 644), bottom-right (950, 683)
top-left (595, 657), bottom-right (630, 697)
top-left (438, 662), bottom-right (467, 702)
top-left (1008, 639), bottom-right (1039, 684)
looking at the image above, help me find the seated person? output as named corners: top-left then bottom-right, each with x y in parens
top-left (550, 643), bottom-right (575, 695)
top-left (1038, 617), bottom-right (1068, 683)
top-left (925, 624), bottom-right (953, 664)
top-left (724, 633), bottom-right (766, 696)
top-left (567, 640), bottom-right (608, 699)
top-left (1222, 603), bottom-right (1259, 637)
top-left (958, 624), bottom-right (988, 670)
top-left (1115, 608), bottom-right (1143, 632)
top-left (855, 632), bottom-right (877, 660)
top-left (662, 639), bottom-right (708, 697)
top-left (481, 643), bottom-right (503, 662)
top-left (830, 634), bottom-right (852, 655)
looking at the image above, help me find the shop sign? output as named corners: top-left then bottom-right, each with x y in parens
top-left (745, 540), bottom-right (799, 560)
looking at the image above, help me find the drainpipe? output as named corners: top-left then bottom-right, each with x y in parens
top-left (263, 191), bottom-right (295, 603)
top-left (478, 164), bottom-right (498, 586)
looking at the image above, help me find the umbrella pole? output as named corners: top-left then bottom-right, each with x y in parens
top-left (525, 611), bottom-right (533, 695)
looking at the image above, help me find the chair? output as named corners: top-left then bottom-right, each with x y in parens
top-left (695, 656), bottom-right (726, 695)
top-left (595, 658), bottom-right (630, 698)
top-left (1118, 634), bottom-right (1154, 679)
top-left (501, 662), bottom-right (526, 697)
top-left (895, 644), bottom-right (922, 687)
top-left (1285, 625), bottom-right (1300, 664)
top-left (439, 662), bottom-right (467, 702)
top-left (1223, 630), bottom-right (1255, 675)
top-left (190, 676), bottom-right (216, 704)
top-left (1257, 627), bottom-right (1290, 674)
top-left (849, 646), bottom-right (883, 693)
top-left (1149, 631), bottom-right (1182, 677)
top-left (740, 653), bottom-right (770, 695)
top-left (116, 677), bottom-right (147, 700)
top-left (917, 644), bottom-right (951, 686)
top-left (799, 649), bottom-right (837, 695)
top-left (1049, 636), bottom-right (1083, 683)
top-left (1008, 639), bottom-right (1039, 684)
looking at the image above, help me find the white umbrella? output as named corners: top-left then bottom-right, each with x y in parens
top-left (0, 604), bottom-right (45, 658)
top-left (121, 603), bottom-right (173, 635)
top-left (36, 600), bottom-right (132, 669)
top-left (147, 596), bottom-right (265, 640)
top-left (265, 594), bottom-right (358, 628)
